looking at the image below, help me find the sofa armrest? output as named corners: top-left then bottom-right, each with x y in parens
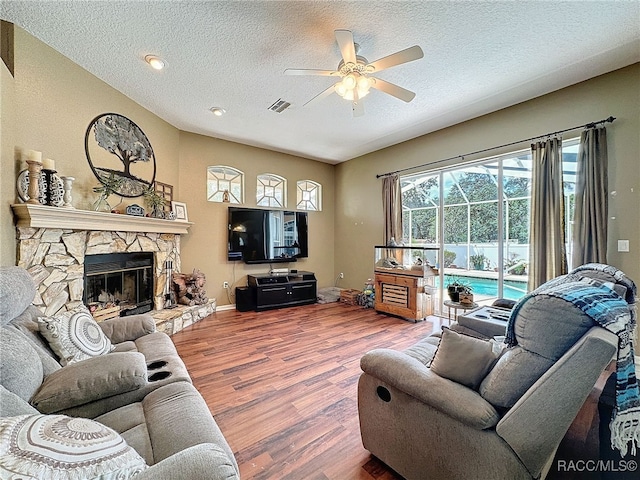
top-left (361, 348), bottom-right (500, 429)
top-left (135, 444), bottom-right (239, 480)
top-left (98, 314), bottom-right (156, 343)
top-left (31, 352), bottom-right (147, 414)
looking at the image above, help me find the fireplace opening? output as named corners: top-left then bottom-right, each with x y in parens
top-left (84, 252), bottom-right (154, 318)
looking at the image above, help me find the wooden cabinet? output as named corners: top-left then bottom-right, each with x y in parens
top-left (374, 272), bottom-right (433, 321)
top-left (373, 245), bottom-right (438, 322)
top-left (247, 271), bottom-right (317, 311)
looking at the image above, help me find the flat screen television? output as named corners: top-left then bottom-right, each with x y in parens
top-left (228, 207), bottom-right (308, 264)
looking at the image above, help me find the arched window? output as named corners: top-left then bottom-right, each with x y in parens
top-left (207, 166), bottom-right (243, 204)
top-left (257, 173), bottom-right (286, 208)
top-left (297, 180), bottom-right (322, 211)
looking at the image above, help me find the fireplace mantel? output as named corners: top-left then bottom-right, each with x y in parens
top-left (12, 204), bottom-right (192, 234)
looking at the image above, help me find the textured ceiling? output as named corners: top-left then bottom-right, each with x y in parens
top-left (2, 1), bottom-right (639, 164)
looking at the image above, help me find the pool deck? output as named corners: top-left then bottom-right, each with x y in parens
top-left (443, 268), bottom-right (527, 284)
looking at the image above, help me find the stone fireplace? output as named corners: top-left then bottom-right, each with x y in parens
top-left (11, 204), bottom-right (215, 334)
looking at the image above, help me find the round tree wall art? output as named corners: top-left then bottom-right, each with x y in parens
top-left (85, 113), bottom-right (156, 197)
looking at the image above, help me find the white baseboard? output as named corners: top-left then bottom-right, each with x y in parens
top-left (216, 304), bottom-right (236, 312)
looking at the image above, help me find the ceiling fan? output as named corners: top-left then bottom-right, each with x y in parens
top-left (284, 29), bottom-right (424, 117)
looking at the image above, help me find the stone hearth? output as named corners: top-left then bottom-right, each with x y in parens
top-left (11, 204), bottom-right (214, 335)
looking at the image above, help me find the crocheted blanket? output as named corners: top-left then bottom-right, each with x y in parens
top-left (506, 263), bottom-right (639, 456)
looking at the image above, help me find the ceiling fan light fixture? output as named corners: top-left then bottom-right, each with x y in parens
top-left (334, 82), bottom-right (347, 97)
top-left (144, 55), bottom-right (165, 70)
top-left (334, 72), bottom-right (372, 101)
top-left (357, 75), bottom-right (372, 90)
top-left (357, 86), bottom-right (371, 99)
top-left (343, 73), bottom-right (357, 90)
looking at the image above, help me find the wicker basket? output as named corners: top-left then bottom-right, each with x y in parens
top-left (340, 289), bottom-right (361, 305)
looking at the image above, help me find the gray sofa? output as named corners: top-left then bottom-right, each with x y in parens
top-left (358, 266), bottom-right (634, 480)
top-left (0, 266), bottom-right (239, 479)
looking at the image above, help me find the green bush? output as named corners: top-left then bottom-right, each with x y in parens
top-left (443, 250), bottom-right (456, 267)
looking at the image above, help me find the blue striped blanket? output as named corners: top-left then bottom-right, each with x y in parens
top-left (506, 263), bottom-right (639, 457)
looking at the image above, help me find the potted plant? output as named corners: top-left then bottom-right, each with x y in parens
top-left (470, 253), bottom-right (487, 270)
top-left (92, 173), bottom-right (123, 212)
top-left (446, 276), bottom-right (471, 303)
top-left (143, 186), bottom-right (166, 218)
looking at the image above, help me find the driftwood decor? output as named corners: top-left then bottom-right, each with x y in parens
top-left (172, 269), bottom-right (208, 306)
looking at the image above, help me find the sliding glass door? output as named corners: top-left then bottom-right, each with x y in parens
top-left (401, 139), bottom-right (578, 313)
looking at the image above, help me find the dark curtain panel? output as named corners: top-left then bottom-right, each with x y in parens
top-left (382, 175), bottom-right (402, 245)
top-left (528, 137), bottom-right (567, 290)
top-left (572, 127), bottom-right (608, 269)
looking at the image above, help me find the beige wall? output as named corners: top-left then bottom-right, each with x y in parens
top-left (1, 28), bottom-right (335, 306)
top-left (1, 28), bottom-right (180, 264)
top-left (13, 29), bottom-right (181, 209)
top-left (1, 54), bottom-right (16, 263)
top-left (177, 132), bottom-right (335, 305)
top-left (335, 63), bottom-right (640, 289)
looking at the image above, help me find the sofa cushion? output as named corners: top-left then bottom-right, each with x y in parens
top-left (31, 352), bottom-right (148, 414)
top-left (96, 382), bottom-right (238, 470)
top-left (8, 305), bottom-right (62, 376)
top-left (0, 414), bottom-right (147, 479)
top-left (512, 295), bottom-right (593, 360)
top-left (0, 386), bottom-right (39, 417)
top-left (430, 327), bottom-right (502, 389)
top-left (38, 304), bottom-right (114, 365)
top-left (402, 336), bottom-right (439, 365)
top-left (0, 328), bottom-right (43, 402)
top-left (480, 291), bottom-right (597, 409)
top-left (0, 266), bottom-right (36, 327)
top-left (98, 314), bottom-right (156, 344)
top-left (479, 346), bottom-right (554, 408)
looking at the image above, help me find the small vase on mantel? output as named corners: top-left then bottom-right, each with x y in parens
top-left (60, 176), bottom-right (75, 209)
top-left (92, 192), bottom-right (111, 212)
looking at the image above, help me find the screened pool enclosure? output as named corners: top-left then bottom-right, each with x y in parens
top-left (401, 138), bottom-right (579, 313)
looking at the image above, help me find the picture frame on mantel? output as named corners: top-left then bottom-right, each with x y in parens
top-left (171, 201), bottom-right (188, 222)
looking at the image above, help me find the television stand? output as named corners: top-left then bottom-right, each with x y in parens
top-left (244, 271), bottom-right (317, 311)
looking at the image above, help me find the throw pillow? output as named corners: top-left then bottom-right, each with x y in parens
top-left (0, 414), bottom-right (147, 479)
top-left (430, 326), bottom-right (502, 390)
top-left (38, 304), bottom-right (114, 366)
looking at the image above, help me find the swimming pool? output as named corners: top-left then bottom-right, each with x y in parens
top-left (439, 275), bottom-right (527, 301)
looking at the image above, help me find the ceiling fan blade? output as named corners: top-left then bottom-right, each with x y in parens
top-left (303, 84), bottom-right (336, 107)
top-left (335, 29), bottom-right (356, 65)
top-left (284, 68), bottom-right (337, 76)
top-left (371, 78), bottom-right (416, 103)
top-left (367, 45), bottom-right (424, 72)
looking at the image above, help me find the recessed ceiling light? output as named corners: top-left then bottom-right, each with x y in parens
top-left (145, 55), bottom-right (165, 70)
top-left (210, 107), bottom-right (226, 117)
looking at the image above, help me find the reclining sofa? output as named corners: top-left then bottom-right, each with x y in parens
top-left (0, 266), bottom-right (239, 479)
top-left (358, 265), bottom-right (635, 480)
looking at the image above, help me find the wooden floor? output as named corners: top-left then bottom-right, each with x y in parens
top-left (172, 302), bottom-right (442, 479)
top-left (172, 302), bottom-right (608, 480)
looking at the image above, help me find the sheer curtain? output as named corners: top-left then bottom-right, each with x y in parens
top-left (382, 175), bottom-right (402, 245)
top-left (528, 137), bottom-right (567, 290)
top-left (572, 127), bottom-right (608, 268)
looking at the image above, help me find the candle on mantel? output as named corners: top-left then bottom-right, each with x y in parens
top-left (42, 158), bottom-right (55, 171)
top-left (26, 150), bottom-right (42, 163)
